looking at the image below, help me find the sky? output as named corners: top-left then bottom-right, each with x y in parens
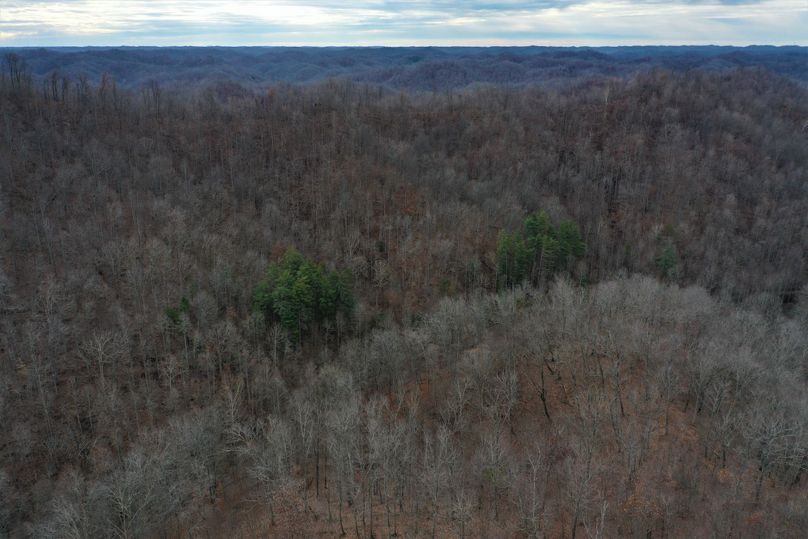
top-left (1, 0), bottom-right (807, 47)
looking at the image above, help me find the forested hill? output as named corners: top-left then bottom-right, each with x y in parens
top-left (3, 45), bottom-right (808, 91)
top-left (2, 57), bottom-right (808, 537)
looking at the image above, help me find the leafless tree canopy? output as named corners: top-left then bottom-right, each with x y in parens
top-left (2, 58), bottom-right (808, 536)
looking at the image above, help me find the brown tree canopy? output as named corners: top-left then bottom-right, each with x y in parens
top-left (1, 63), bottom-right (808, 537)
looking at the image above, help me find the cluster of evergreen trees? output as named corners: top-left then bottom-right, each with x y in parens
top-left (252, 249), bottom-right (353, 339)
top-left (496, 211), bottom-right (585, 288)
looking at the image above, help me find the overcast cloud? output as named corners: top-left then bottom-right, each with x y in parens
top-left (1, 0), bottom-right (807, 46)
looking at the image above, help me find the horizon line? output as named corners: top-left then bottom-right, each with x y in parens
top-left (3, 44), bottom-right (807, 49)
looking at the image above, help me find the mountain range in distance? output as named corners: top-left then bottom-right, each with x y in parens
top-left (3, 45), bottom-right (808, 92)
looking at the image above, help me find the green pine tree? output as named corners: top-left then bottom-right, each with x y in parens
top-left (252, 248), bottom-right (354, 340)
top-left (655, 244), bottom-right (678, 280)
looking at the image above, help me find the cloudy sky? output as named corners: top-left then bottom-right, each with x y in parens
top-left (1, 0), bottom-right (807, 46)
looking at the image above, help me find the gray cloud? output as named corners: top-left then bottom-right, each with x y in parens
top-left (1, 0), bottom-right (806, 46)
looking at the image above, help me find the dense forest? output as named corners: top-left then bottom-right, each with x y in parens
top-left (7, 46), bottom-right (808, 91)
top-left (1, 52), bottom-right (808, 537)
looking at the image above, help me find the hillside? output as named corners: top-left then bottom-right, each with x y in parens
top-left (3, 46), bottom-right (808, 92)
top-left (1, 56), bottom-right (808, 537)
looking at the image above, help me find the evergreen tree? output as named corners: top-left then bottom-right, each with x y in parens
top-left (555, 219), bottom-right (585, 271)
top-left (496, 211), bottom-right (585, 289)
top-left (253, 248), bottom-right (354, 340)
top-left (655, 244), bottom-right (678, 281)
top-left (497, 231), bottom-right (532, 288)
